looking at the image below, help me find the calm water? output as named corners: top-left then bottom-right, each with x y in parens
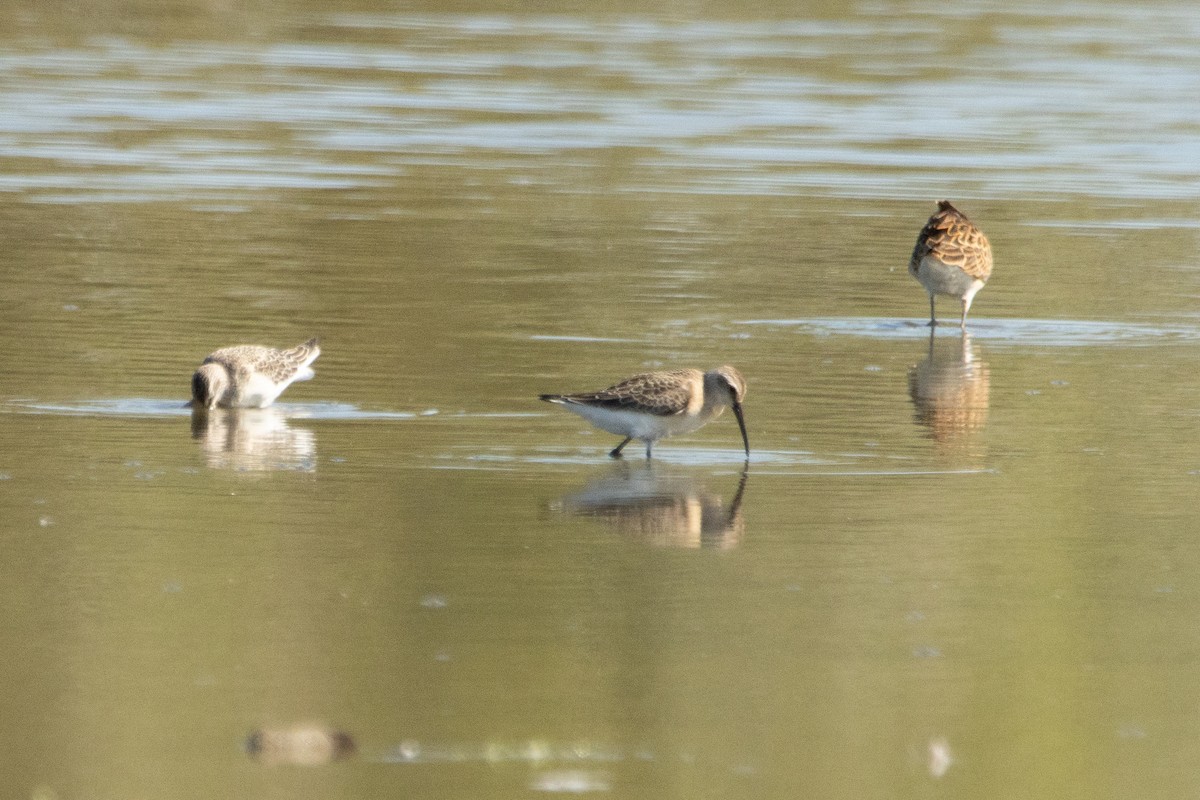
top-left (3, 0), bottom-right (1200, 797)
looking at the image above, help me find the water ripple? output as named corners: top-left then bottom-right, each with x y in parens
top-left (734, 318), bottom-right (1200, 347)
top-left (2, 5), bottom-right (1199, 200)
top-left (5, 399), bottom-right (420, 420)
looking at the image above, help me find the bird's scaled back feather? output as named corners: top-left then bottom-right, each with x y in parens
top-left (203, 338), bottom-right (320, 383)
top-left (545, 369), bottom-right (702, 416)
top-left (909, 201), bottom-right (993, 282)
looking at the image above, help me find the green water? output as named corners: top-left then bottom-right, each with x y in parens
top-left (3, 0), bottom-right (1200, 797)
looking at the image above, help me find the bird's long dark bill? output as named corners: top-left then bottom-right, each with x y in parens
top-left (732, 402), bottom-right (750, 458)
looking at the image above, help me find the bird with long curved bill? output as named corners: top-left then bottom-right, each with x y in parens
top-left (540, 366), bottom-right (749, 460)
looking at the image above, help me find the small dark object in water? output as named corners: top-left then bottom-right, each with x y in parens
top-left (245, 723), bottom-right (356, 766)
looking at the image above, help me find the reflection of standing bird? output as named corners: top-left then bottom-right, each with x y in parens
top-left (540, 366), bottom-right (749, 459)
top-left (553, 466), bottom-right (748, 549)
top-left (191, 338), bottom-right (320, 409)
top-left (909, 201), bottom-right (993, 330)
top-left (190, 407), bottom-right (317, 472)
top-left (908, 331), bottom-right (990, 447)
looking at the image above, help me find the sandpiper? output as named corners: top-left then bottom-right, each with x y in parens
top-left (909, 200), bottom-right (993, 329)
top-left (190, 338), bottom-right (320, 409)
top-left (540, 366), bottom-right (749, 459)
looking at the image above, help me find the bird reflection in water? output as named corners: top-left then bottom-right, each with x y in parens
top-left (190, 407), bottom-right (316, 472)
top-left (551, 464), bottom-right (748, 549)
top-left (908, 330), bottom-right (990, 450)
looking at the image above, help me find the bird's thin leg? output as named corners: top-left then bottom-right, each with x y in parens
top-left (960, 298), bottom-right (969, 331)
top-left (928, 295), bottom-right (937, 327)
top-left (645, 441), bottom-right (653, 459)
top-left (609, 437), bottom-right (632, 459)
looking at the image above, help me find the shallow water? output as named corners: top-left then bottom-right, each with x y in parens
top-left (3, 0), bottom-right (1200, 797)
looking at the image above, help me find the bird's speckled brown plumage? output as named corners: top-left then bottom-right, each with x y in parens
top-left (544, 368), bottom-right (706, 416)
top-left (191, 337), bottom-right (320, 409)
top-left (202, 339), bottom-right (320, 384)
top-left (909, 200), bottom-right (993, 282)
top-left (909, 201), bottom-right (993, 328)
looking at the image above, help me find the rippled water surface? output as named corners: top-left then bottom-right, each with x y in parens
top-left (3, 0), bottom-right (1200, 797)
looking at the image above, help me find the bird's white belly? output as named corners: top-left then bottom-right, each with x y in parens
top-left (565, 404), bottom-right (717, 441)
top-left (235, 373), bottom-right (290, 408)
top-left (916, 257), bottom-right (985, 300)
